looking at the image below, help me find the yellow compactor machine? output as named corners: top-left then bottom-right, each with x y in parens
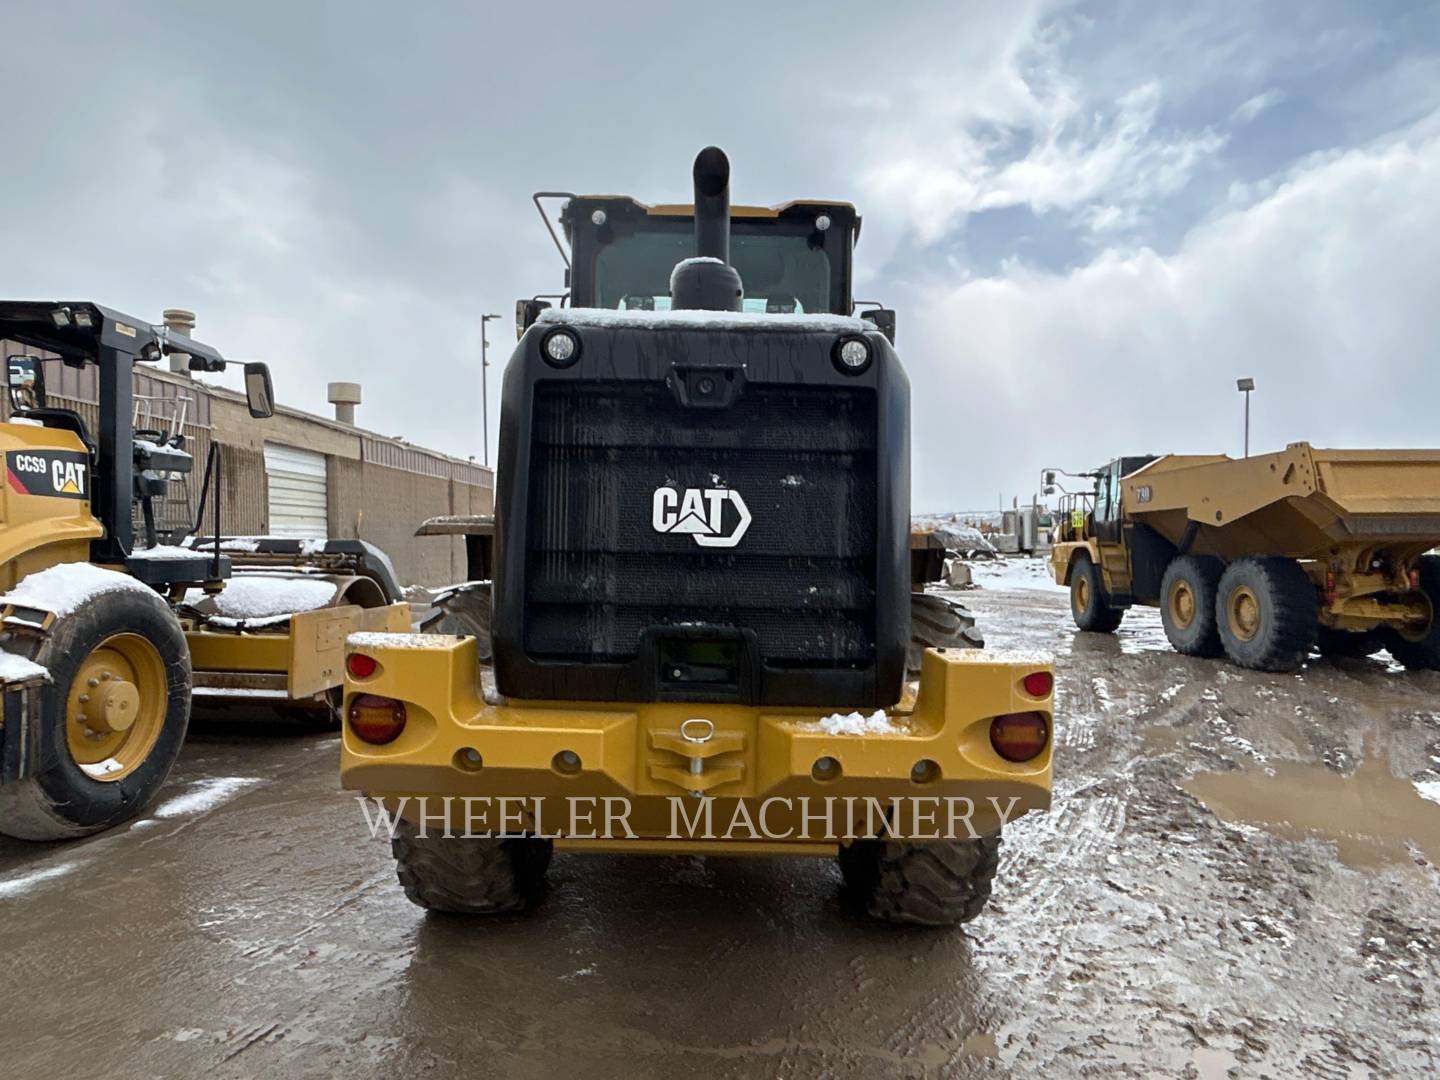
top-left (0, 301), bottom-right (406, 840)
top-left (1048, 444), bottom-right (1440, 672)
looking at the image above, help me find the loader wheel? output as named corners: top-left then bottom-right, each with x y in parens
top-left (1216, 557), bottom-right (1318, 672)
top-left (391, 817), bottom-right (552, 914)
top-left (1159, 555), bottom-right (1224, 657)
top-left (839, 834), bottom-right (1001, 926)
top-left (907, 591), bottom-right (983, 676)
top-left (1069, 553), bottom-right (1123, 633)
top-left (0, 588), bottom-right (190, 841)
top-left (1315, 627), bottom-right (1383, 660)
top-left (1384, 555), bottom-right (1440, 671)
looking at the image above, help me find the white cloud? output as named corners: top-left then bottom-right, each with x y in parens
top-left (904, 116), bottom-right (1440, 509)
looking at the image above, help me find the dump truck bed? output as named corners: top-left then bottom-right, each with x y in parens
top-left (1121, 442), bottom-right (1440, 560)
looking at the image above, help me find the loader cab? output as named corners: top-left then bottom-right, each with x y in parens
top-left (521, 190), bottom-right (898, 340)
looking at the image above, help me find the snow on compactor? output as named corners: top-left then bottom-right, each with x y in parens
top-left (341, 149), bottom-right (1053, 925)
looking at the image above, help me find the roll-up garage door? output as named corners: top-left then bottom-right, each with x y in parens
top-left (264, 443), bottom-right (328, 538)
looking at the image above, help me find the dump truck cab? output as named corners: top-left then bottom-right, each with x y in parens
top-left (342, 149), bottom-right (1053, 926)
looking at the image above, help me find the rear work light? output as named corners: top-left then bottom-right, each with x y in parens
top-left (1021, 670), bottom-right (1053, 698)
top-left (349, 694), bottom-right (407, 745)
top-left (990, 711), bottom-right (1049, 763)
top-left (347, 652), bottom-right (378, 679)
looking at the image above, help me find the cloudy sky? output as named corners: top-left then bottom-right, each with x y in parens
top-left (4, 1), bottom-right (1438, 510)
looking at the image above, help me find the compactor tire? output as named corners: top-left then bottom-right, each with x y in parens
top-left (1384, 555), bottom-right (1440, 671)
top-left (839, 834), bottom-right (1001, 926)
top-left (908, 592), bottom-right (983, 676)
top-left (1315, 627), bottom-right (1384, 660)
top-left (0, 588), bottom-right (190, 841)
top-left (1069, 553), bottom-right (1123, 634)
top-left (392, 817), bottom-right (552, 914)
top-left (1215, 557), bottom-right (1318, 673)
top-left (1159, 555), bottom-right (1224, 658)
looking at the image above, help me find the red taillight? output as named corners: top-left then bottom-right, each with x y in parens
top-left (347, 652), bottom-right (378, 679)
top-left (348, 694), bottom-right (406, 745)
top-left (990, 711), bottom-right (1049, 763)
top-left (1021, 670), bottom-right (1053, 698)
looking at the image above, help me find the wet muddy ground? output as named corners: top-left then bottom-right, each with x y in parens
top-left (2, 568), bottom-right (1438, 1078)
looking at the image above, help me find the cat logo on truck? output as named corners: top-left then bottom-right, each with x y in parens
top-left (5, 449), bottom-right (89, 499)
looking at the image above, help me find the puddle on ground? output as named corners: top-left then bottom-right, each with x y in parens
top-left (1183, 754), bottom-right (1440, 870)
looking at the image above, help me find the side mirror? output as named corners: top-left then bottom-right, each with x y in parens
top-left (6, 355), bottom-right (46, 412)
top-left (1044, 471), bottom-right (1056, 486)
top-left (243, 362), bottom-right (275, 419)
top-left (1043, 485), bottom-right (1056, 496)
top-left (858, 308), bottom-right (896, 345)
top-left (516, 298), bottom-right (552, 339)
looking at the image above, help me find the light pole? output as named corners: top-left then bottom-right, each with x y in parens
top-left (1236, 377), bottom-right (1255, 458)
top-left (481, 313), bottom-right (500, 467)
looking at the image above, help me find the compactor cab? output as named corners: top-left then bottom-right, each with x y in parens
top-left (0, 301), bottom-right (276, 840)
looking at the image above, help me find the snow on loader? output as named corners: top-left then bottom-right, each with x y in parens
top-left (0, 301), bottom-right (406, 840)
top-left (341, 149), bottom-right (1052, 926)
top-left (1046, 445), bottom-right (1440, 672)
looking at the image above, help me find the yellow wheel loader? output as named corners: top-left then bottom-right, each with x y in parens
top-left (341, 149), bottom-right (1053, 926)
top-left (0, 302), bottom-right (406, 841)
top-left (1045, 446), bottom-right (1440, 672)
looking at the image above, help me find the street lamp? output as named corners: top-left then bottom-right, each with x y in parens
top-left (1236, 377), bottom-right (1255, 458)
top-left (481, 313), bottom-right (500, 468)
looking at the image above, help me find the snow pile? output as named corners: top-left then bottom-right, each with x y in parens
top-left (0, 562), bottom-right (154, 617)
top-left (970, 558), bottom-right (1068, 594)
top-left (538, 306), bottom-right (876, 335)
top-left (812, 709), bottom-right (901, 736)
top-left (300, 538), bottom-right (327, 556)
top-left (348, 631), bottom-right (448, 650)
top-left (134, 438), bottom-right (192, 460)
top-left (129, 544), bottom-right (208, 561)
top-left (0, 652), bottom-right (49, 684)
top-left (182, 537), bottom-right (261, 553)
top-left (184, 575), bottom-right (336, 620)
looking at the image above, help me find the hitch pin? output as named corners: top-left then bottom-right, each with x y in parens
top-left (680, 718), bottom-right (715, 798)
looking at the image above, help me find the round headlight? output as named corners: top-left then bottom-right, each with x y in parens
top-left (590, 209), bottom-right (607, 226)
top-left (542, 328), bottom-right (580, 367)
top-left (815, 213), bottom-right (832, 232)
top-left (832, 335), bottom-right (872, 374)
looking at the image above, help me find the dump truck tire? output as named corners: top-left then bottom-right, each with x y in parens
top-left (0, 588), bottom-right (190, 841)
top-left (1315, 627), bottom-right (1383, 659)
top-left (1216, 556), bottom-right (1318, 672)
top-left (907, 592), bottom-right (983, 676)
top-left (839, 834), bottom-right (1001, 926)
top-left (1159, 555), bottom-right (1224, 657)
top-left (1384, 555), bottom-right (1440, 671)
top-left (391, 817), bottom-right (552, 914)
top-left (1070, 553), bottom-right (1123, 633)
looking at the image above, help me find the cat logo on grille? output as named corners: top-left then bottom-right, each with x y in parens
top-left (651, 486), bottom-right (751, 548)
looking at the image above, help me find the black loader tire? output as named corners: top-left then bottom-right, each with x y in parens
top-left (1384, 555), bottom-right (1440, 671)
top-left (839, 834), bottom-right (1001, 926)
top-left (1315, 626), bottom-right (1383, 660)
top-left (423, 582), bottom-right (493, 663)
top-left (1215, 556), bottom-right (1318, 672)
top-left (0, 586), bottom-right (190, 841)
top-left (1159, 555), bottom-right (1224, 657)
top-left (392, 817), bottom-right (552, 914)
top-left (908, 592), bottom-right (984, 677)
top-left (1070, 552), bottom-right (1123, 633)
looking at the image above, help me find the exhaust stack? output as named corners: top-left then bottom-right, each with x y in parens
top-left (670, 146), bottom-right (744, 312)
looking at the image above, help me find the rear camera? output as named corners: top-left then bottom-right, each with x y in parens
top-left (696, 376), bottom-right (716, 395)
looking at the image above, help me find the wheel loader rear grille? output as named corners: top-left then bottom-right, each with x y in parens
top-left (523, 380), bottom-right (878, 666)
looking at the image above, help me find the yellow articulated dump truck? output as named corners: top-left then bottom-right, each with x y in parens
top-left (0, 301), bottom-right (407, 841)
top-left (340, 149), bottom-right (1053, 926)
top-left (1047, 444), bottom-right (1440, 672)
